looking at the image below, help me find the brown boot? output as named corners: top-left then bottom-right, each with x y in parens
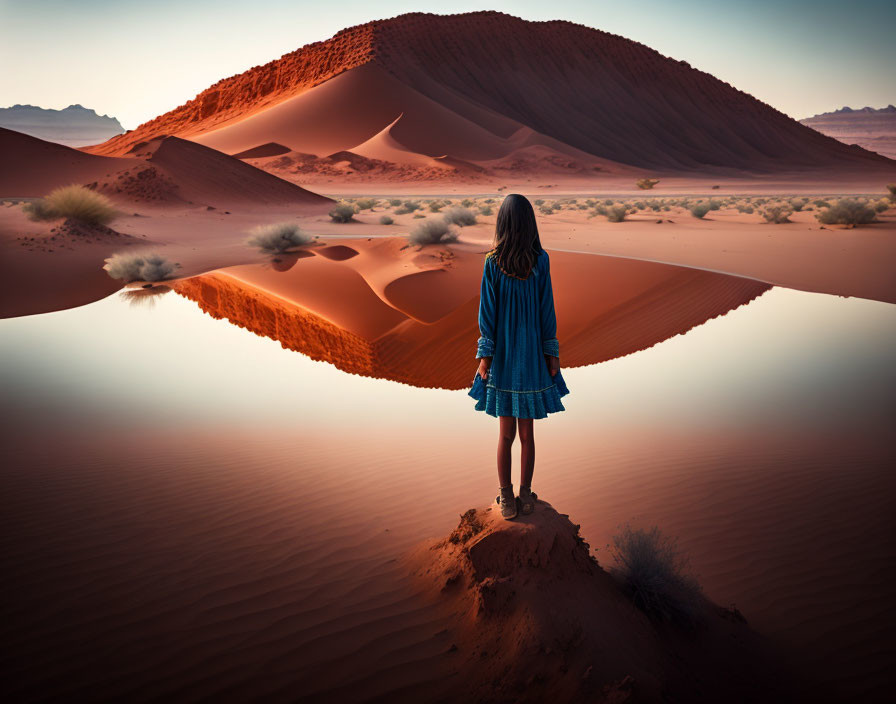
top-left (495, 485), bottom-right (518, 520)
top-left (518, 485), bottom-right (537, 515)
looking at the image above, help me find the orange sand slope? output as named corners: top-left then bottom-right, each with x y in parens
top-left (174, 242), bottom-right (771, 389)
top-left (404, 501), bottom-right (793, 702)
top-left (85, 12), bottom-right (894, 181)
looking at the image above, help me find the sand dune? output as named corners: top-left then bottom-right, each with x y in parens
top-left (84, 12), bottom-right (894, 178)
top-left (0, 126), bottom-right (137, 196)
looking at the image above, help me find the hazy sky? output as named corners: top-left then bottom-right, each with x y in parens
top-left (1, 0), bottom-right (892, 130)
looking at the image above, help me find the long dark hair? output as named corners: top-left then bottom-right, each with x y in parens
top-left (490, 194), bottom-right (543, 279)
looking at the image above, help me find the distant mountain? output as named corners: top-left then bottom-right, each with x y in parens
top-left (800, 105), bottom-right (896, 160)
top-left (0, 104), bottom-right (124, 148)
top-left (85, 11), bottom-right (893, 175)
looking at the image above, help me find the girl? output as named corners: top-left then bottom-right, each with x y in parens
top-left (468, 194), bottom-right (569, 520)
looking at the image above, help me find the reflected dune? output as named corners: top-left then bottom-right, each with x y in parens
top-left (173, 240), bottom-right (772, 389)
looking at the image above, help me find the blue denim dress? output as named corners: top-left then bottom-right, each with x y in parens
top-left (468, 247), bottom-right (569, 418)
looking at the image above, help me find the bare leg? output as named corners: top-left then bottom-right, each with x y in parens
top-left (518, 418), bottom-right (535, 488)
top-left (497, 416), bottom-right (517, 487)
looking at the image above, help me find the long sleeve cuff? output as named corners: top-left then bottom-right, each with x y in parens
top-left (476, 336), bottom-right (495, 358)
top-left (543, 338), bottom-right (559, 357)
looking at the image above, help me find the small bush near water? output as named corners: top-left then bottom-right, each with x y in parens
top-left (815, 199), bottom-right (877, 225)
top-left (610, 524), bottom-right (703, 625)
top-left (23, 184), bottom-right (117, 226)
top-left (105, 252), bottom-right (180, 283)
top-left (246, 222), bottom-right (313, 252)
top-left (408, 217), bottom-right (459, 245)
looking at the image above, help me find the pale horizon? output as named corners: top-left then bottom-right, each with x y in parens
top-left (1, 0), bottom-right (893, 131)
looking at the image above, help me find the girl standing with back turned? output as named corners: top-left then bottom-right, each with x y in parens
top-left (468, 194), bottom-right (569, 520)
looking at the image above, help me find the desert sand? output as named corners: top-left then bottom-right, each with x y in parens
top-left (2, 8), bottom-right (895, 703)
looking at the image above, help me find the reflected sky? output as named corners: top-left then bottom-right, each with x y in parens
top-left (2, 286), bottom-right (894, 435)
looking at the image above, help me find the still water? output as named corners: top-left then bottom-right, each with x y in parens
top-left (2, 284), bottom-right (895, 701)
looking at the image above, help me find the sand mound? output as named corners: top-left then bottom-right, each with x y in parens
top-left (406, 501), bottom-right (791, 702)
top-left (144, 136), bottom-right (333, 208)
top-left (84, 12), bottom-right (893, 174)
top-left (86, 164), bottom-right (183, 205)
top-left (231, 142), bottom-right (292, 159)
top-left (0, 127), bottom-right (136, 196)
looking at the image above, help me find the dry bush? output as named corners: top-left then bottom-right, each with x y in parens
top-left (246, 222), bottom-right (313, 252)
top-left (23, 184), bottom-right (117, 226)
top-left (816, 199), bottom-right (877, 225)
top-left (689, 202), bottom-right (711, 219)
top-left (760, 205), bottom-right (793, 223)
top-left (388, 198), bottom-right (402, 207)
top-left (610, 524), bottom-right (704, 625)
top-left (886, 184), bottom-right (896, 201)
top-left (443, 206), bottom-right (477, 226)
top-left (379, 215), bottom-right (394, 225)
top-left (409, 217), bottom-right (459, 245)
top-left (355, 198), bottom-right (377, 211)
top-left (105, 252), bottom-right (180, 283)
top-left (328, 203), bottom-right (356, 223)
top-left (636, 178), bottom-right (660, 190)
top-left (394, 200), bottom-right (421, 214)
top-left (605, 204), bottom-right (628, 222)
top-left (479, 205), bottom-right (493, 216)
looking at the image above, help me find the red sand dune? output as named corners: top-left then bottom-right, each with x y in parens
top-left (1, 128), bottom-right (332, 210)
top-left (0, 126), bottom-right (137, 196)
top-left (84, 12), bottom-right (894, 175)
top-left (174, 244), bottom-right (771, 389)
top-left (405, 501), bottom-right (793, 702)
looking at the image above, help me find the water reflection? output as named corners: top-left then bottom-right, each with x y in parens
top-left (173, 250), bottom-right (772, 389)
top-left (119, 284), bottom-right (173, 307)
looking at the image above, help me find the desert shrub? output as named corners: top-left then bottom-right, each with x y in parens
top-left (389, 198), bottom-right (402, 207)
top-left (605, 205), bottom-right (628, 222)
top-left (355, 198), bottom-right (377, 211)
top-left (610, 524), bottom-right (703, 625)
top-left (707, 199), bottom-right (723, 211)
top-left (873, 198), bottom-right (890, 213)
top-left (246, 222), bottom-right (313, 252)
top-left (816, 199), bottom-right (877, 225)
top-left (428, 200), bottom-right (444, 212)
top-left (445, 205), bottom-right (476, 227)
top-left (539, 205), bottom-right (554, 215)
top-left (736, 204), bottom-right (754, 214)
top-left (413, 213), bottom-right (424, 218)
top-left (789, 198), bottom-right (808, 212)
top-left (813, 199), bottom-right (831, 208)
top-left (533, 199), bottom-right (545, 206)
top-left (636, 178), bottom-right (660, 190)
top-left (603, 198), bottom-right (614, 206)
top-left (479, 205), bottom-right (493, 216)
top-left (409, 217), bottom-right (459, 245)
top-left (585, 199), bottom-right (596, 207)
top-left (461, 198), bottom-right (474, 208)
top-left (760, 205), bottom-right (793, 223)
top-left (328, 203), bottom-right (356, 223)
top-left (379, 215), bottom-right (394, 225)
top-left (105, 252), bottom-right (180, 283)
top-left (887, 184), bottom-right (896, 201)
top-left (23, 184), bottom-right (117, 226)
top-left (577, 204), bottom-right (589, 210)
top-left (394, 200), bottom-right (421, 214)
top-left (689, 202), bottom-right (711, 218)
